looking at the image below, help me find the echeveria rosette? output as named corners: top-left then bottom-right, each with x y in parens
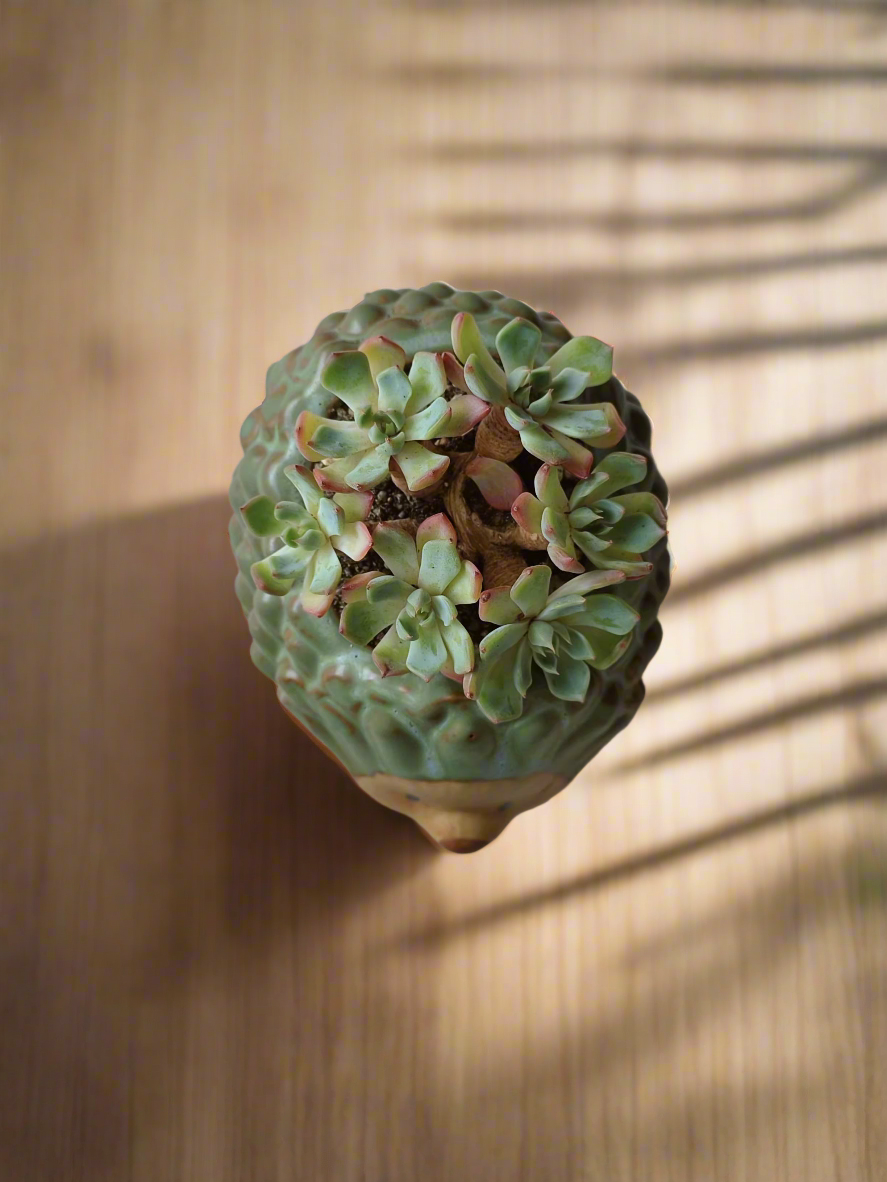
top-left (241, 465), bottom-right (373, 615)
top-left (464, 566), bottom-right (640, 723)
top-left (512, 455), bottom-right (667, 578)
top-left (295, 335), bottom-right (489, 493)
top-left (339, 513), bottom-right (482, 680)
top-left (451, 312), bottom-right (625, 478)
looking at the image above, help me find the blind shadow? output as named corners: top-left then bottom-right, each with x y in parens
top-left (0, 498), bottom-right (434, 1181)
top-left (390, 769), bottom-right (884, 950)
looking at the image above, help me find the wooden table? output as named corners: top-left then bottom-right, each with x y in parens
top-left (2, 2), bottom-right (885, 1179)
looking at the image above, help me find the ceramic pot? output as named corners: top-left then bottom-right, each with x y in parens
top-left (229, 285), bottom-right (669, 852)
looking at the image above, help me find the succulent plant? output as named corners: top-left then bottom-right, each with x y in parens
top-left (339, 512), bottom-right (482, 680)
top-left (512, 455), bottom-right (668, 577)
top-left (451, 312), bottom-right (625, 477)
top-left (295, 335), bottom-right (488, 493)
top-left (464, 565), bottom-right (640, 723)
top-left (241, 464), bottom-right (372, 615)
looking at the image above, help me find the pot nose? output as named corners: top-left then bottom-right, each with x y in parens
top-left (414, 808), bottom-right (514, 854)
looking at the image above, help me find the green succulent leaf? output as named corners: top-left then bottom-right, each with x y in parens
top-left (511, 492), bottom-right (545, 538)
top-left (260, 545), bottom-right (303, 580)
top-left (366, 575), bottom-right (413, 607)
top-left (441, 618), bottom-right (475, 675)
top-left (547, 335), bottom-right (613, 386)
top-left (407, 621), bottom-right (448, 680)
top-left (403, 396), bottom-right (451, 441)
top-left (250, 557), bottom-right (296, 596)
top-left (372, 523), bottom-right (420, 584)
top-left (345, 447), bottom-right (392, 490)
top-left (321, 351), bottom-right (376, 411)
top-left (550, 367), bottom-right (590, 403)
top-left (611, 491), bottom-right (668, 529)
top-left (479, 620), bottom-right (529, 662)
top-left (359, 335), bottom-right (406, 382)
top-left (583, 630), bottom-right (633, 671)
top-left (340, 595), bottom-right (403, 646)
top-left (472, 642), bottom-right (526, 723)
top-left (513, 639), bottom-right (534, 697)
top-left (543, 653), bottom-right (591, 702)
top-left (315, 496), bottom-right (344, 537)
top-left (394, 442), bottom-right (450, 492)
top-left (372, 623), bottom-right (410, 676)
top-left (528, 620), bottom-right (555, 650)
top-left (240, 495), bottom-right (279, 537)
top-left (515, 422), bottom-right (571, 465)
top-left (541, 506), bottom-right (571, 548)
top-left (446, 560), bottom-right (483, 605)
top-left (479, 585), bottom-right (523, 625)
top-left (451, 312), bottom-right (506, 390)
top-left (510, 565), bottom-right (552, 618)
top-left (604, 514), bottom-right (666, 553)
top-left (405, 351), bottom-right (447, 412)
top-left (464, 356), bottom-right (510, 406)
top-left (309, 543), bottom-right (342, 595)
top-left (330, 521), bottom-right (372, 561)
top-left (541, 403), bottom-right (619, 443)
top-left (375, 365), bottom-right (414, 417)
top-left (565, 594), bottom-right (640, 635)
top-left (495, 317), bottom-right (542, 374)
top-left (309, 417), bottom-right (373, 459)
top-left (418, 538), bottom-right (462, 596)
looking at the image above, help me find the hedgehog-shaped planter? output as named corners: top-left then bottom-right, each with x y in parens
top-left (229, 285), bottom-right (669, 853)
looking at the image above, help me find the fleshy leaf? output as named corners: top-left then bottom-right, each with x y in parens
top-left (366, 575), bottom-right (413, 607)
top-left (344, 447), bottom-right (392, 490)
top-left (466, 456), bottom-right (523, 511)
top-left (542, 404), bottom-right (619, 443)
top-left (284, 465), bottom-right (322, 515)
top-left (545, 428), bottom-right (595, 478)
top-left (394, 442), bottom-right (450, 491)
top-left (372, 522), bottom-right (419, 583)
top-left (309, 542), bottom-right (342, 595)
top-left (541, 506), bottom-right (571, 548)
top-left (451, 312), bottom-right (506, 389)
top-left (267, 545), bottom-right (307, 579)
top-left (418, 538), bottom-right (462, 596)
top-left (340, 595), bottom-right (402, 646)
top-left (514, 639), bottom-right (534, 697)
top-left (299, 586), bottom-right (337, 617)
top-left (332, 490), bottom-right (373, 523)
top-left (316, 496), bottom-right (344, 538)
top-left (588, 452), bottom-right (648, 498)
top-left (565, 595), bottom-right (640, 635)
top-left (582, 629), bottom-right (633, 671)
top-left (547, 335), bottom-right (613, 386)
top-left (359, 335), bottom-right (406, 382)
top-left (536, 594), bottom-right (588, 622)
top-left (510, 565), bottom-right (551, 618)
top-left (548, 569), bottom-right (625, 600)
top-left (479, 620), bottom-right (529, 661)
top-left (464, 356), bottom-right (510, 406)
top-left (321, 350), bottom-right (376, 411)
top-left (250, 558), bottom-right (295, 596)
top-left (605, 514), bottom-right (666, 553)
top-left (543, 653), bottom-right (591, 702)
top-left (416, 513), bottom-right (458, 552)
top-left (511, 493), bottom-right (545, 537)
top-left (407, 622), bottom-right (448, 680)
top-left (340, 571), bottom-right (376, 603)
top-left (550, 367), bottom-right (590, 403)
top-left (443, 350), bottom-right (471, 393)
top-left (548, 543), bottom-right (584, 573)
top-left (611, 491), bottom-right (668, 529)
top-left (446, 560), bottom-right (482, 605)
top-left (313, 456), bottom-right (360, 492)
top-left (330, 520), bottom-right (373, 560)
top-left (478, 586), bottom-right (522, 625)
top-left (405, 351), bottom-right (447, 413)
top-left (402, 397), bottom-right (450, 441)
top-left (241, 495), bottom-right (279, 537)
top-left (528, 620), bottom-right (555, 650)
top-left (306, 416), bottom-right (372, 459)
top-left (534, 463), bottom-right (569, 511)
top-left (516, 422), bottom-right (571, 465)
top-left (561, 627), bottom-right (596, 661)
top-left (495, 317), bottom-right (542, 375)
top-left (433, 595), bottom-right (457, 626)
top-left (474, 643), bottom-right (526, 723)
top-left (442, 393), bottom-right (489, 436)
top-left (376, 365), bottom-right (414, 416)
top-left (372, 623), bottom-right (410, 676)
top-left (442, 618), bottom-right (474, 675)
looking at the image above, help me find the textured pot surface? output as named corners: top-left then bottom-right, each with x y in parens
top-left (229, 284), bottom-right (669, 850)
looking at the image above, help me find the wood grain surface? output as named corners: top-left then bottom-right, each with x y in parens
top-left (2, 2), bottom-right (886, 1179)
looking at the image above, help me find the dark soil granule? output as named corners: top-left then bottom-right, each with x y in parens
top-left (326, 401), bottom-right (352, 421)
top-left (366, 480), bottom-right (447, 525)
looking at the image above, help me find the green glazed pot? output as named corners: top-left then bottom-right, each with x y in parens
top-left (229, 285), bottom-right (669, 852)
